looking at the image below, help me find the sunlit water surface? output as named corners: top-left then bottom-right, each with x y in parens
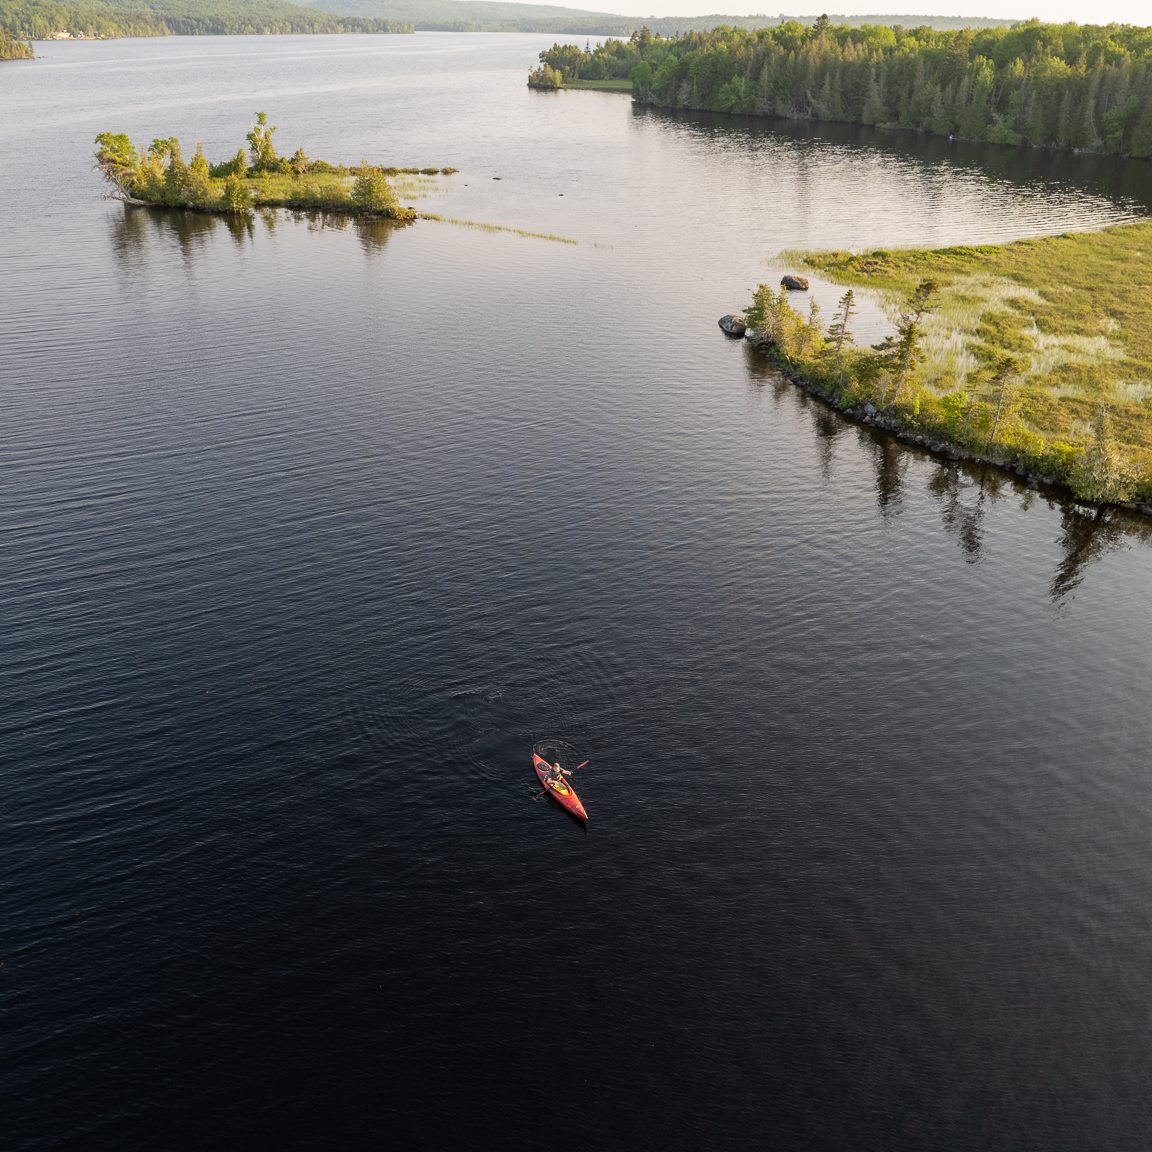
top-left (4, 33), bottom-right (1152, 1152)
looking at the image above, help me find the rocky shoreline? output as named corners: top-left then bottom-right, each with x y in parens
top-left (719, 314), bottom-right (1152, 518)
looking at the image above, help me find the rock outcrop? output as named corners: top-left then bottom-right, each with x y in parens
top-left (718, 314), bottom-right (747, 336)
top-left (780, 275), bottom-right (810, 291)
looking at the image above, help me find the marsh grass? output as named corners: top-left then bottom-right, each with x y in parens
top-left (790, 223), bottom-right (1152, 497)
top-left (391, 174), bottom-right (442, 200)
top-left (420, 214), bottom-right (577, 244)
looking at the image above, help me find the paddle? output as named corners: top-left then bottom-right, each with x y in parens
top-left (533, 760), bottom-right (590, 796)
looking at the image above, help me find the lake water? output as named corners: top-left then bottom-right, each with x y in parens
top-left (5, 32), bottom-right (1152, 1151)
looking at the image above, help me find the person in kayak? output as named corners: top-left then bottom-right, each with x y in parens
top-left (546, 762), bottom-right (569, 789)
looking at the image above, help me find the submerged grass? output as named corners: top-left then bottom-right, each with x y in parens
top-left (420, 214), bottom-right (577, 244)
top-left (773, 223), bottom-right (1152, 501)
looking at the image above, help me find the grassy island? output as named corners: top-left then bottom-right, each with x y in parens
top-left (734, 224), bottom-right (1152, 507)
top-left (96, 114), bottom-right (456, 220)
top-left (536, 19), bottom-right (1152, 159)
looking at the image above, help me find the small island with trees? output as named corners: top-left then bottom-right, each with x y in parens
top-left (723, 224), bottom-right (1152, 508)
top-left (95, 113), bottom-right (456, 219)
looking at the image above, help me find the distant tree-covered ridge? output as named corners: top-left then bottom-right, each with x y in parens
top-left (95, 113), bottom-right (456, 218)
top-left (308, 0), bottom-right (1015, 36)
top-left (538, 17), bottom-right (1152, 156)
top-left (1, 0), bottom-right (411, 40)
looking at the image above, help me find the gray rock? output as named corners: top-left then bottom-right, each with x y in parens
top-left (781, 275), bottom-right (810, 291)
top-left (863, 402), bottom-right (877, 415)
top-left (718, 314), bottom-right (746, 337)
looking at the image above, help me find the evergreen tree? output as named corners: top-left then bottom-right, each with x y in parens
top-left (826, 288), bottom-right (856, 387)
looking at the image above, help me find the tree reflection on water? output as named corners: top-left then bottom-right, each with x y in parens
top-left (871, 433), bottom-right (909, 515)
top-left (107, 203), bottom-right (255, 269)
top-left (925, 464), bottom-right (1011, 564)
top-left (107, 205), bottom-right (397, 271)
top-left (1049, 505), bottom-right (1133, 602)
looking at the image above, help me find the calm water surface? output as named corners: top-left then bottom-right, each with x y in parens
top-left (4, 33), bottom-right (1152, 1151)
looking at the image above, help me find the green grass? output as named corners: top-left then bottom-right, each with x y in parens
top-left (420, 214), bottom-right (577, 244)
top-left (786, 223), bottom-right (1152, 498)
top-left (564, 78), bottom-right (632, 92)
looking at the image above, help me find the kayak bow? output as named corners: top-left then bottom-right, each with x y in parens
top-left (533, 753), bottom-right (588, 822)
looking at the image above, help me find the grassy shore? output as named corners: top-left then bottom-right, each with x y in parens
top-left (564, 78), bottom-right (632, 91)
top-left (745, 223), bottom-right (1152, 507)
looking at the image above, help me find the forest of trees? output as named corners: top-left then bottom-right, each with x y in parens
top-left (1, 24), bottom-right (33, 51)
top-left (539, 18), bottom-right (1152, 157)
top-left (0, 0), bottom-right (411, 40)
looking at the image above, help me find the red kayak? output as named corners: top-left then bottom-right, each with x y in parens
top-left (533, 753), bottom-right (588, 822)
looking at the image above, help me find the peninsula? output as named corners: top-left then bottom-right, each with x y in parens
top-left (532, 19), bottom-right (1152, 160)
top-left (723, 225), bottom-right (1152, 508)
top-left (95, 115), bottom-right (456, 220)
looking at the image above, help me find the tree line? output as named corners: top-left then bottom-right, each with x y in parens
top-left (1, 0), bottom-right (412, 41)
top-left (539, 17), bottom-right (1152, 157)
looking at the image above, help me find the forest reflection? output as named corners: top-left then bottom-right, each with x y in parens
top-left (777, 374), bottom-right (1152, 599)
top-left (108, 204), bottom-right (255, 269)
top-left (926, 464), bottom-right (1001, 564)
top-left (871, 434), bottom-right (908, 516)
top-left (1049, 506), bottom-right (1140, 601)
top-left (107, 206), bottom-right (397, 270)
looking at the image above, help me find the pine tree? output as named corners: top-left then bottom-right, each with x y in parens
top-left (826, 289), bottom-right (856, 387)
top-left (985, 355), bottom-right (1021, 449)
top-left (874, 280), bottom-right (937, 410)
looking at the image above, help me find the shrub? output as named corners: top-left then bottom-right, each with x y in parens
top-left (1070, 405), bottom-right (1140, 502)
top-left (210, 147), bottom-right (249, 179)
top-left (351, 161), bottom-right (399, 216)
top-left (221, 174), bottom-right (252, 213)
top-left (528, 63), bottom-right (563, 89)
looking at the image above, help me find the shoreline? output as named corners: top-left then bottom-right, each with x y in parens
top-left (732, 325), bottom-right (1152, 519)
top-left (104, 192), bottom-right (416, 221)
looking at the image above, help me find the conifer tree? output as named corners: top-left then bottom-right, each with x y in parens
top-left (826, 288), bottom-right (856, 387)
top-left (985, 354), bottom-right (1021, 449)
top-left (874, 280), bottom-right (937, 410)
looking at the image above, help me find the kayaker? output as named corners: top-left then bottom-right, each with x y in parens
top-left (547, 762), bottom-right (568, 787)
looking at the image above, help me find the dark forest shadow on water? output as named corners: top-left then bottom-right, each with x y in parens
top-left (638, 106), bottom-right (1152, 216)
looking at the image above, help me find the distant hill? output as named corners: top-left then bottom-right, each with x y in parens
top-left (0, 0), bottom-right (412, 39)
top-left (303, 0), bottom-right (1017, 34)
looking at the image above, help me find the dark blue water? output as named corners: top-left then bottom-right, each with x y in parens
top-left (5, 33), bottom-right (1152, 1151)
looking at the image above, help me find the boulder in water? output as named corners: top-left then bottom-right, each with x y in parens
top-left (718, 314), bottom-right (747, 337)
top-left (781, 275), bottom-right (809, 291)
